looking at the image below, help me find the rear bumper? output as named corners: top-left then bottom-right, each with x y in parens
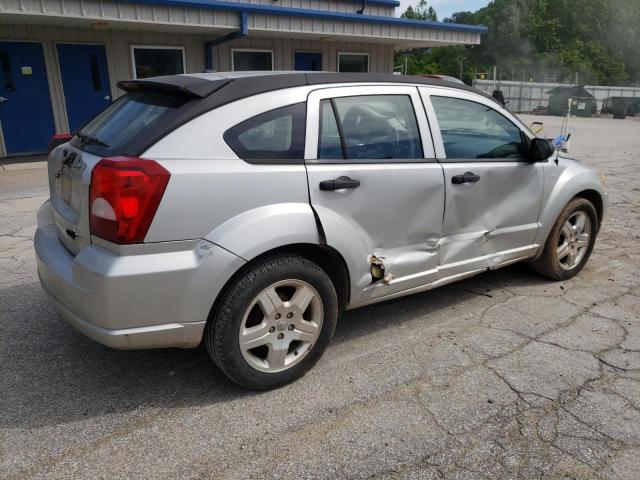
top-left (39, 280), bottom-right (206, 349)
top-left (35, 201), bottom-right (245, 349)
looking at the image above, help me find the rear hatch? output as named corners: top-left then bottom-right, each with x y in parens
top-left (47, 87), bottom-right (198, 254)
top-left (48, 145), bottom-right (101, 254)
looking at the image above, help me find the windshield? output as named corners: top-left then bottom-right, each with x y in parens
top-left (72, 91), bottom-right (188, 156)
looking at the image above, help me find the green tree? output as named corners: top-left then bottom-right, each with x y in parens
top-left (401, 0), bottom-right (438, 21)
top-left (395, 0), bottom-right (639, 86)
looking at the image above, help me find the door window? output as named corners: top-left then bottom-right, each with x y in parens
top-left (89, 54), bottom-right (102, 91)
top-left (431, 96), bottom-right (524, 159)
top-left (0, 51), bottom-right (15, 91)
top-left (224, 103), bottom-right (306, 162)
top-left (318, 100), bottom-right (344, 159)
top-left (319, 95), bottom-right (422, 160)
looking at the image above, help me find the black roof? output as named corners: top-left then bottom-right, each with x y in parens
top-left (118, 71), bottom-right (493, 102)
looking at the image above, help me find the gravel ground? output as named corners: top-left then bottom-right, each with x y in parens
top-left (1, 115), bottom-right (639, 479)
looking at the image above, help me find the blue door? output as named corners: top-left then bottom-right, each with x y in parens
top-left (294, 52), bottom-right (322, 71)
top-left (57, 44), bottom-right (111, 132)
top-left (0, 42), bottom-right (55, 155)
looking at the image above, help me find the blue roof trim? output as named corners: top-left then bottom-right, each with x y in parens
top-left (126, 0), bottom-right (488, 34)
top-left (345, 0), bottom-right (401, 6)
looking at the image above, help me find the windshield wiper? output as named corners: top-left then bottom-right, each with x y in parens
top-left (76, 132), bottom-right (110, 148)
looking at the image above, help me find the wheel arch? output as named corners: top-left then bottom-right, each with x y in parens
top-left (532, 181), bottom-right (604, 261)
top-left (535, 164), bottom-right (604, 245)
top-left (207, 243), bottom-right (351, 326)
top-left (574, 188), bottom-right (604, 231)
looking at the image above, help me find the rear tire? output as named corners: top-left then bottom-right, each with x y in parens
top-left (204, 254), bottom-right (338, 390)
top-left (529, 197), bottom-right (598, 281)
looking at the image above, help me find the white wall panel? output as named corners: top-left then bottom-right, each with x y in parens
top-left (1, 0), bottom-right (480, 46)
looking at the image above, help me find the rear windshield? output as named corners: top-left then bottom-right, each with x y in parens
top-left (71, 91), bottom-right (189, 156)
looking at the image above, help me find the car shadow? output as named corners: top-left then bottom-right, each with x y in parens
top-left (1, 263), bottom-right (552, 429)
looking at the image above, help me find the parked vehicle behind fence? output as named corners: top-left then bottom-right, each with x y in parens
top-left (35, 72), bottom-right (606, 389)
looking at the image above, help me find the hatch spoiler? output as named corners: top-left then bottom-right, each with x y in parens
top-left (117, 75), bottom-right (231, 98)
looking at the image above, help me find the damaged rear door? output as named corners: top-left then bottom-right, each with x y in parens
top-left (304, 85), bottom-right (445, 307)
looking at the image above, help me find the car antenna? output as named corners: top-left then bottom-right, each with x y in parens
top-left (552, 98), bottom-right (573, 164)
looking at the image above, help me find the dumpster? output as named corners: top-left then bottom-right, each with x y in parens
top-left (601, 97), bottom-right (640, 119)
top-left (547, 86), bottom-right (597, 117)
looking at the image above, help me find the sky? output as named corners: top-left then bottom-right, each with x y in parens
top-left (397, 0), bottom-right (491, 20)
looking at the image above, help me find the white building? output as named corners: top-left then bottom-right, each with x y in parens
top-left (0, 0), bottom-right (486, 156)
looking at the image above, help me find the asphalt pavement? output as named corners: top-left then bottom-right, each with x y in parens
top-left (1, 116), bottom-right (639, 479)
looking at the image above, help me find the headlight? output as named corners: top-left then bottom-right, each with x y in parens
top-left (598, 172), bottom-right (607, 189)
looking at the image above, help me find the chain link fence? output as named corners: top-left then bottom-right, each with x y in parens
top-left (472, 79), bottom-right (640, 113)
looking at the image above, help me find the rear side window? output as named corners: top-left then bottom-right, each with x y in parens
top-left (72, 90), bottom-right (188, 156)
top-left (430, 96), bottom-right (524, 159)
top-left (224, 103), bottom-right (306, 163)
top-left (318, 95), bottom-right (422, 161)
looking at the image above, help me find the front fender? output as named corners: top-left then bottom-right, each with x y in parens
top-left (534, 160), bottom-right (604, 248)
top-left (205, 203), bottom-right (320, 261)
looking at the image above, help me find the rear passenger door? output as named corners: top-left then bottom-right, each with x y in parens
top-left (305, 86), bottom-right (445, 306)
top-left (419, 88), bottom-right (544, 278)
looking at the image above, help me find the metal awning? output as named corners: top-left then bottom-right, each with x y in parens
top-left (1, 0), bottom-right (486, 47)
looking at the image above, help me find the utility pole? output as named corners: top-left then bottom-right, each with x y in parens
top-left (518, 70), bottom-right (525, 112)
top-left (492, 65), bottom-right (497, 92)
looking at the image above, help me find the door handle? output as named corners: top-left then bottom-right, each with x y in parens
top-left (0, 96), bottom-right (7, 103)
top-left (319, 176), bottom-right (360, 191)
top-left (103, 95), bottom-right (111, 101)
top-left (451, 172), bottom-right (480, 184)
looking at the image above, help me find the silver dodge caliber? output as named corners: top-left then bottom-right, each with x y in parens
top-left (36, 72), bottom-right (606, 389)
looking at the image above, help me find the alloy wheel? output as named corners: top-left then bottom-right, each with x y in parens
top-left (557, 211), bottom-right (591, 271)
top-left (239, 279), bottom-right (324, 373)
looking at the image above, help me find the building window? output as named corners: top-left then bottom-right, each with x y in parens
top-left (130, 46), bottom-right (185, 79)
top-left (232, 49), bottom-right (273, 72)
top-left (338, 53), bottom-right (369, 73)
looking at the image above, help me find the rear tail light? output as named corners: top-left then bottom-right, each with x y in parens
top-left (89, 157), bottom-right (170, 244)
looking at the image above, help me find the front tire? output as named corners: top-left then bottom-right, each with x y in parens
top-left (530, 197), bottom-right (598, 281)
top-left (205, 254), bottom-right (339, 390)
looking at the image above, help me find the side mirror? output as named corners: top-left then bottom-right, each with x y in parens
top-left (528, 137), bottom-right (554, 161)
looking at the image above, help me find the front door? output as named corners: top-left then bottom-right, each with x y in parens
top-left (420, 88), bottom-right (544, 279)
top-left (294, 52), bottom-right (322, 71)
top-left (0, 42), bottom-right (55, 155)
top-left (57, 43), bottom-right (111, 132)
top-left (305, 85), bottom-right (445, 307)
